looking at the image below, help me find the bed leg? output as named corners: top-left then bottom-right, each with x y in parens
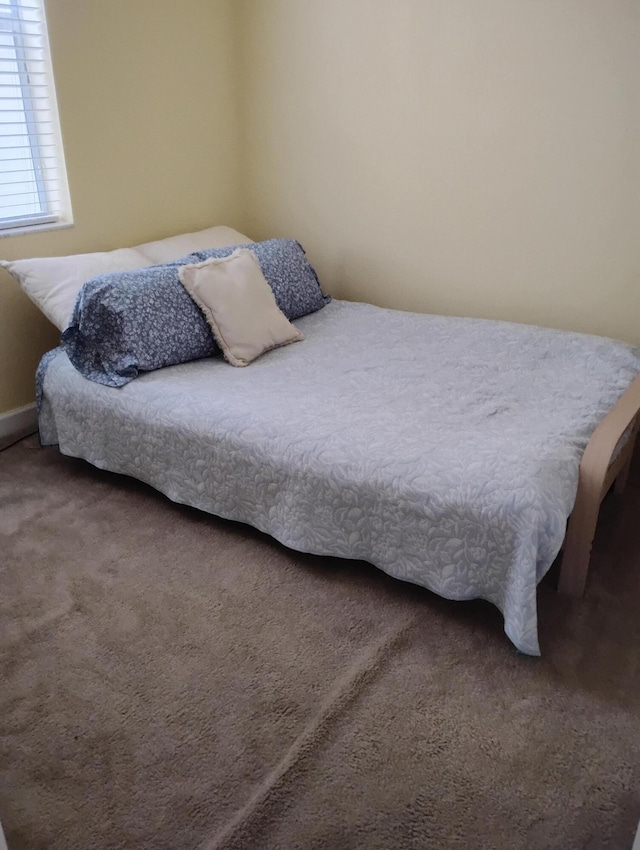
top-left (558, 378), bottom-right (640, 598)
top-left (558, 500), bottom-right (600, 598)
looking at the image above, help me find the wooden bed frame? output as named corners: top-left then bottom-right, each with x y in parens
top-left (559, 373), bottom-right (640, 597)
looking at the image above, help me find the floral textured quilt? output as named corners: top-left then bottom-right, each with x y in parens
top-left (38, 300), bottom-right (640, 654)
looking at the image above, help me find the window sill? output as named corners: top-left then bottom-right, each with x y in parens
top-left (0, 219), bottom-right (75, 240)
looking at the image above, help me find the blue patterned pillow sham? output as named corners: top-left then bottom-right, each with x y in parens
top-left (197, 239), bottom-right (330, 322)
top-left (62, 239), bottom-right (330, 388)
top-left (61, 258), bottom-right (215, 388)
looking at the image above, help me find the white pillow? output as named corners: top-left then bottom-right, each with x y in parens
top-left (136, 224), bottom-right (252, 265)
top-left (178, 249), bottom-right (304, 367)
top-left (0, 225), bottom-right (253, 331)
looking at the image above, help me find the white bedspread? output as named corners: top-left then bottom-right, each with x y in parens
top-left (39, 300), bottom-right (640, 654)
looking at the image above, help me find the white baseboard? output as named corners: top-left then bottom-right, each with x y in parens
top-left (0, 402), bottom-right (37, 450)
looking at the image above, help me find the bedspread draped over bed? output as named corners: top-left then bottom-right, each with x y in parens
top-left (38, 300), bottom-right (640, 655)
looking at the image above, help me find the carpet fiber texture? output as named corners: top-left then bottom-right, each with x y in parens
top-left (1, 436), bottom-right (639, 849)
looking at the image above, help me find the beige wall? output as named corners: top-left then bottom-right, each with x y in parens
top-left (238, 0), bottom-right (640, 342)
top-left (3, 1), bottom-right (639, 416)
top-left (0, 0), bottom-right (243, 413)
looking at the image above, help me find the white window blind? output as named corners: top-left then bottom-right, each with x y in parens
top-left (0, 0), bottom-right (70, 233)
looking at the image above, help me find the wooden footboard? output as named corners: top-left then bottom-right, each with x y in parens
top-left (558, 374), bottom-right (640, 597)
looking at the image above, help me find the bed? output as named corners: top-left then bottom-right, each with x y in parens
top-left (7, 227), bottom-right (640, 656)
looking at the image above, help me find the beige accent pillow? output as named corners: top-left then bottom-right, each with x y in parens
top-left (178, 249), bottom-right (304, 367)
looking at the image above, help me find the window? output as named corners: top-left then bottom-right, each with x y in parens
top-left (0, 0), bottom-right (71, 234)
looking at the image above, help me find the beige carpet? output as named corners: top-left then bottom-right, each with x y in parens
top-left (1, 436), bottom-right (639, 850)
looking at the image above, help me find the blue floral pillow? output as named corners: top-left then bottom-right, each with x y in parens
top-left (196, 239), bottom-right (330, 321)
top-left (62, 239), bottom-right (330, 387)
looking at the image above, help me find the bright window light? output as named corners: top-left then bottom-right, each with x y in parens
top-left (0, 0), bottom-right (71, 234)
